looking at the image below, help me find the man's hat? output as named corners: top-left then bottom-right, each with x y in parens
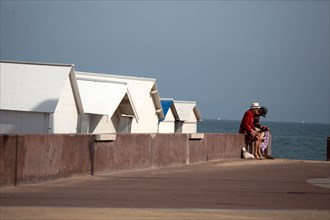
top-left (250, 102), bottom-right (261, 109)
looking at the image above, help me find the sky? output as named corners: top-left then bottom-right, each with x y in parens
top-left (1, 0), bottom-right (329, 124)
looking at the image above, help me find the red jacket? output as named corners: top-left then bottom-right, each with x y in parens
top-left (239, 109), bottom-right (256, 133)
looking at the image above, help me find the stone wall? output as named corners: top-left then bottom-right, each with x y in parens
top-left (327, 137), bottom-right (330, 161)
top-left (1, 133), bottom-right (245, 186)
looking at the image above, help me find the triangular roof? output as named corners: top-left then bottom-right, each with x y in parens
top-left (76, 71), bottom-right (164, 119)
top-left (173, 100), bottom-right (202, 122)
top-left (0, 61), bottom-right (83, 113)
top-left (76, 75), bottom-right (137, 119)
top-left (160, 98), bottom-right (173, 118)
top-left (159, 98), bottom-right (179, 122)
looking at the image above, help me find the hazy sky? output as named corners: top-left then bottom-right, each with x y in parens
top-left (1, 0), bottom-right (329, 123)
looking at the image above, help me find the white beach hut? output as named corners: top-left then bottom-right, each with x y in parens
top-left (76, 74), bottom-right (138, 134)
top-left (0, 61), bottom-right (83, 134)
top-left (173, 100), bottom-right (202, 133)
top-left (76, 71), bottom-right (164, 133)
top-left (158, 98), bottom-right (178, 133)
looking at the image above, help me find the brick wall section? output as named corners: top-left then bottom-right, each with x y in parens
top-left (327, 137), bottom-right (330, 161)
top-left (0, 135), bottom-right (17, 186)
top-left (93, 134), bottom-right (152, 174)
top-left (188, 138), bottom-right (207, 164)
top-left (0, 135), bottom-right (94, 186)
top-left (93, 134), bottom-right (190, 174)
top-left (153, 134), bottom-right (189, 168)
top-left (205, 133), bottom-right (244, 161)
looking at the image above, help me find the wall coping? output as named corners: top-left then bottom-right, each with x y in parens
top-left (189, 133), bottom-right (204, 140)
top-left (95, 134), bottom-right (116, 141)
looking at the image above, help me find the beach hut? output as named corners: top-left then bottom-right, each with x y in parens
top-left (173, 100), bottom-right (202, 133)
top-left (158, 98), bottom-right (178, 133)
top-left (76, 74), bottom-right (138, 134)
top-left (76, 71), bottom-right (164, 133)
top-left (0, 61), bottom-right (83, 134)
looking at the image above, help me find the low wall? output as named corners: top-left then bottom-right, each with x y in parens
top-left (1, 133), bottom-right (245, 186)
top-left (16, 135), bottom-right (95, 184)
top-left (93, 134), bottom-right (153, 173)
top-left (0, 135), bottom-right (95, 186)
top-left (205, 134), bottom-right (243, 161)
top-left (93, 133), bottom-right (244, 174)
top-left (327, 137), bottom-right (330, 161)
top-left (0, 136), bottom-right (17, 186)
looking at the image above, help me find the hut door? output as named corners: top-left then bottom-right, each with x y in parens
top-left (118, 115), bottom-right (133, 133)
top-left (175, 121), bottom-right (183, 133)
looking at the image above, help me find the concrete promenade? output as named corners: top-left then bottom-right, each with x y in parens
top-left (1, 159), bottom-right (329, 220)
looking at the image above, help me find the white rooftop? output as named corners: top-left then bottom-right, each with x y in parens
top-left (0, 61), bottom-right (76, 113)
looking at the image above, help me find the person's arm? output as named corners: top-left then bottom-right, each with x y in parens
top-left (254, 116), bottom-right (261, 129)
top-left (261, 125), bottom-right (269, 132)
top-left (242, 111), bottom-right (255, 133)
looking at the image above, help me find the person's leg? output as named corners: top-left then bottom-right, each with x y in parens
top-left (253, 140), bottom-right (260, 159)
top-left (265, 131), bottom-right (274, 159)
top-left (248, 143), bottom-right (252, 154)
top-left (244, 133), bottom-right (253, 154)
top-left (259, 132), bottom-right (265, 159)
top-left (253, 132), bottom-right (264, 159)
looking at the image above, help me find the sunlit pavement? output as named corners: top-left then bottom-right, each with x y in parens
top-left (1, 159), bottom-right (329, 220)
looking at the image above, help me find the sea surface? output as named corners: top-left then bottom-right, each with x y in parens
top-left (197, 119), bottom-right (330, 161)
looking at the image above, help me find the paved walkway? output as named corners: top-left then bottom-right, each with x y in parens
top-left (1, 159), bottom-right (330, 219)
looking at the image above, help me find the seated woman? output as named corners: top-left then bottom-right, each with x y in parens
top-left (239, 102), bottom-right (262, 159)
top-left (254, 106), bottom-right (274, 159)
top-left (253, 106), bottom-right (268, 159)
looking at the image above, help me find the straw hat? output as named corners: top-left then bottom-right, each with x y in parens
top-left (250, 102), bottom-right (261, 109)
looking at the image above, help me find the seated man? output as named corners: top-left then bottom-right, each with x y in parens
top-left (239, 102), bottom-right (262, 159)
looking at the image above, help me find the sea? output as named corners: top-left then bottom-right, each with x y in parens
top-left (197, 119), bottom-right (330, 161)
